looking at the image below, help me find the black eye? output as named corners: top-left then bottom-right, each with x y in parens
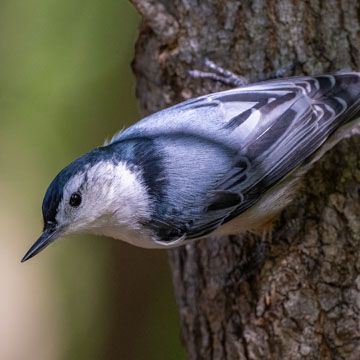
top-left (69, 192), bottom-right (82, 207)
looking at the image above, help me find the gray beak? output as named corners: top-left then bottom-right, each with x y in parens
top-left (21, 224), bottom-right (61, 262)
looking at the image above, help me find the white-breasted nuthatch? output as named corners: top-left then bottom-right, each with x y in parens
top-left (22, 72), bottom-right (360, 262)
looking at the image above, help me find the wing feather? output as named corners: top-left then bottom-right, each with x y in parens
top-left (214, 73), bottom-right (360, 225)
top-left (115, 73), bottom-right (360, 241)
top-left (186, 73), bottom-right (360, 238)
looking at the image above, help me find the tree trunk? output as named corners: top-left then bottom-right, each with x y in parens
top-left (130, 1), bottom-right (360, 358)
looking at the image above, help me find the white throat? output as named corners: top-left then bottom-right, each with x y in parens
top-left (58, 160), bottom-right (156, 247)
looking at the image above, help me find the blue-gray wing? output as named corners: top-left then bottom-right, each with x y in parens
top-left (115, 73), bottom-right (360, 240)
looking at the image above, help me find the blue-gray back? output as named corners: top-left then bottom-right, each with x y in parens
top-left (112, 74), bottom-right (360, 241)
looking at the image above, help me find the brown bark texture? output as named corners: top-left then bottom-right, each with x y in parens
top-left (130, 1), bottom-right (360, 359)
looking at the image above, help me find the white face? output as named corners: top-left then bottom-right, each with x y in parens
top-left (55, 160), bottom-right (152, 240)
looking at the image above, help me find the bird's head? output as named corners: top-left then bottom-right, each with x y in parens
top-left (22, 145), bottom-right (152, 262)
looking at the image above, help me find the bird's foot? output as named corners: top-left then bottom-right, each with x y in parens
top-left (254, 59), bottom-right (301, 82)
top-left (189, 58), bottom-right (302, 88)
top-left (188, 58), bottom-right (248, 87)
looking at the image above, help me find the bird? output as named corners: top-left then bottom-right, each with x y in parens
top-left (22, 72), bottom-right (360, 262)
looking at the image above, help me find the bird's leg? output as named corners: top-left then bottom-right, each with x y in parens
top-left (188, 58), bottom-right (248, 87)
top-left (189, 58), bottom-right (301, 87)
top-left (204, 58), bottom-right (249, 87)
top-left (254, 60), bottom-right (301, 82)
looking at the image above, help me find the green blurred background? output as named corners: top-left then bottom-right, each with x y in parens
top-left (0, 1), bottom-right (185, 359)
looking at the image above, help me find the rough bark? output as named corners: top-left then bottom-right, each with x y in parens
top-left (130, 1), bottom-right (360, 359)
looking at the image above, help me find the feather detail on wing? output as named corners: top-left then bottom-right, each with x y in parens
top-left (183, 73), bottom-right (360, 238)
top-left (113, 72), bottom-right (360, 241)
top-left (212, 73), bottom-right (360, 223)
